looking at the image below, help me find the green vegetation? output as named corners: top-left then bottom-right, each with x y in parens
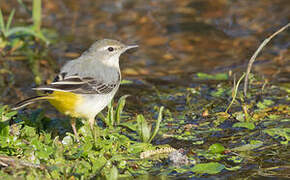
top-left (0, 100), bottom-right (166, 179)
top-left (0, 0), bottom-right (49, 52)
top-left (0, 0), bottom-right (54, 85)
top-left (136, 106), bottom-right (164, 143)
top-left (1, 73), bottom-right (289, 178)
top-left (98, 95), bottom-right (130, 128)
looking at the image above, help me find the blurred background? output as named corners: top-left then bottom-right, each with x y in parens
top-left (1, 0), bottom-right (289, 106)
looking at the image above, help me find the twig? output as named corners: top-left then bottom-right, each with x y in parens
top-left (243, 23), bottom-right (290, 97)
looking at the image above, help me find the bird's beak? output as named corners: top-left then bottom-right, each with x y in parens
top-left (125, 45), bottom-right (138, 50)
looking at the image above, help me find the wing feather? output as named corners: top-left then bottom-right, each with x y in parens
top-left (34, 74), bottom-right (120, 94)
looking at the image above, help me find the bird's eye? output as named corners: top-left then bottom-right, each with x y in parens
top-left (108, 47), bottom-right (114, 52)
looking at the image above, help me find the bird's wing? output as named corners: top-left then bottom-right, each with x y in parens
top-left (33, 73), bottom-right (119, 94)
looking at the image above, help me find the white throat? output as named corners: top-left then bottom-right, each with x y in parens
top-left (103, 55), bottom-right (120, 69)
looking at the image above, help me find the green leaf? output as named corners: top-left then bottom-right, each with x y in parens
top-left (137, 114), bottom-right (151, 143)
top-left (97, 112), bottom-right (107, 124)
top-left (196, 73), bottom-right (228, 80)
top-left (250, 140), bottom-right (263, 146)
top-left (119, 122), bottom-right (137, 132)
top-left (102, 101), bottom-right (114, 128)
top-left (148, 106), bottom-right (164, 143)
top-left (6, 9), bottom-right (15, 31)
top-left (211, 87), bottom-right (227, 97)
top-left (91, 156), bottom-right (107, 172)
top-left (0, 121), bottom-right (9, 137)
top-left (233, 122), bottom-right (255, 130)
top-left (0, 9), bottom-right (6, 36)
top-left (264, 128), bottom-right (290, 145)
top-left (257, 99), bottom-right (274, 109)
top-left (227, 156), bottom-right (243, 163)
top-left (115, 95), bottom-right (129, 125)
top-left (21, 126), bottom-right (36, 137)
top-left (109, 102), bottom-right (114, 127)
top-left (120, 79), bottom-right (133, 84)
top-left (209, 143), bottom-right (225, 154)
top-left (6, 26), bottom-right (49, 43)
top-left (191, 162), bottom-right (225, 174)
top-left (105, 166), bottom-right (118, 180)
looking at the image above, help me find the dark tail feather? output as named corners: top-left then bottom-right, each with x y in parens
top-left (12, 96), bottom-right (51, 110)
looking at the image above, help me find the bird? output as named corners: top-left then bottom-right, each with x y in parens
top-left (12, 39), bottom-right (138, 137)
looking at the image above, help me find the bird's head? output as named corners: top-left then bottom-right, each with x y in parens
top-left (83, 39), bottom-right (138, 68)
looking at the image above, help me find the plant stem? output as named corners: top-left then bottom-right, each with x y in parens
top-left (243, 23), bottom-right (290, 97)
top-left (225, 74), bottom-right (245, 113)
top-left (33, 0), bottom-right (42, 33)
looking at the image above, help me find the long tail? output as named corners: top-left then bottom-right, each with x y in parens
top-left (12, 96), bottom-right (53, 110)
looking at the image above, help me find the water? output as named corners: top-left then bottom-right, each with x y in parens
top-left (42, 0), bottom-right (289, 79)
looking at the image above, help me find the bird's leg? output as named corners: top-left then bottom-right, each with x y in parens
top-left (88, 116), bottom-right (95, 131)
top-left (71, 118), bottom-right (79, 141)
top-left (89, 116), bottom-right (98, 143)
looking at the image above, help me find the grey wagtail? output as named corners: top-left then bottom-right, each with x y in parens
top-left (13, 39), bottom-right (138, 137)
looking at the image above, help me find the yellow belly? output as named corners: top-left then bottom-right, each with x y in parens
top-left (48, 91), bottom-right (82, 118)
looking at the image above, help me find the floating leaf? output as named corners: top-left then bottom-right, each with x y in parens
top-left (191, 162), bottom-right (225, 174)
top-left (196, 73), bottom-right (229, 80)
top-left (264, 128), bottom-right (290, 145)
top-left (257, 99), bottom-right (274, 109)
top-left (233, 122), bottom-right (255, 130)
top-left (209, 143), bottom-right (225, 154)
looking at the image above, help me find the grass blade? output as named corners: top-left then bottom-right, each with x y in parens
top-left (32, 0), bottom-right (41, 33)
top-left (6, 9), bottom-right (15, 31)
top-left (0, 9), bottom-right (6, 36)
top-left (225, 73), bottom-right (245, 113)
top-left (17, 0), bottom-right (32, 15)
top-left (6, 26), bottom-right (49, 43)
top-left (97, 112), bottom-right (106, 124)
top-left (136, 114), bottom-right (143, 137)
top-left (106, 101), bottom-right (114, 127)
